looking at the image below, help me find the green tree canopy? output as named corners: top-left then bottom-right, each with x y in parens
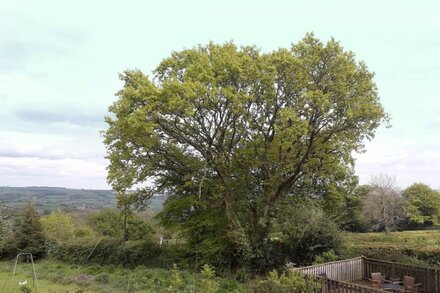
top-left (104, 34), bottom-right (387, 270)
top-left (40, 209), bottom-right (76, 244)
top-left (87, 209), bottom-right (153, 241)
top-left (338, 184), bottom-right (371, 232)
top-left (403, 183), bottom-right (440, 227)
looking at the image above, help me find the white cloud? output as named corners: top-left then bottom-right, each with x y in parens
top-left (355, 140), bottom-right (440, 189)
top-left (0, 0), bottom-right (439, 189)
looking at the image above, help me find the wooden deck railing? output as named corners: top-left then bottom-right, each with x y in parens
top-left (315, 276), bottom-right (401, 293)
top-left (363, 257), bottom-right (440, 293)
top-left (293, 257), bottom-right (363, 282)
top-left (294, 256), bottom-right (440, 293)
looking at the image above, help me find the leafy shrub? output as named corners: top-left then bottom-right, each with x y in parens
top-left (53, 238), bottom-right (162, 267)
top-left (167, 264), bottom-right (183, 292)
top-left (275, 199), bottom-right (342, 266)
top-left (40, 210), bottom-right (76, 244)
top-left (200, 264), bottom-right (220, 293)
top-left (87, 209), bottom-right (154, 241)
top-left (313, 249), bottom-right (338, 264)
top-left (251, 270), bottom-right (318, 293)
top-left (234, 267), bottom-right (249, 283)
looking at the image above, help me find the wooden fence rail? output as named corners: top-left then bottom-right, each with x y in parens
top-left (363, 257), bottom-right (440, 293)
top-left (316, 276), bottom-right (401, 293)
top-left (294, 257), bottom-right (363, 282)
top-left (294, 256), bottom-right (440, 293)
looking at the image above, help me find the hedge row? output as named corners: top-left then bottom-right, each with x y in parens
top-left (52, 238), bottom-right (186, 268)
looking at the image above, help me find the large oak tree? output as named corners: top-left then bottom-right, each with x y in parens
top-left (104, 34), bottom-right (387, 270)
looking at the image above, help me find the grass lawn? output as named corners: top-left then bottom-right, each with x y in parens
top-left (342, 230), bottom-right (440, 267)
top-left (344, 230), bottom-right (440, 252)
top-left (0, 262), bottom-right (80, 292)
top-left (0, 259), bottom-right (111, 292)
top-left (0, 259), bottom-right (244, 292)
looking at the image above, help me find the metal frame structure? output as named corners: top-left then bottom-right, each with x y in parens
top-left (4, 253), bottom-right (40, 293)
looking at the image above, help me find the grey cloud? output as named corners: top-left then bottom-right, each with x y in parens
top-left (0, 148), bottom-right (103, 161)
top-left (15, 109), bottom-right (106, 127)
top-left (0, 149), bottom-right (62, 160)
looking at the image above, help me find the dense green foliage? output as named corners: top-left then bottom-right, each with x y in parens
top-left (104, 34), bottom-right (386, 272)
top-left (5, 205), bottom-right (48, 258)
top-left (251, 270), bottom-right (317, 293)
top-left (337, 185), bottom-right (371, 232)
top-left (40, 209), bottom-right (76, 244)
top-left (87, 208), bottom-right (154, 241)
top-left (156, 194), bottom-right (234, 268)
top-left (337, 180), bottom-right (440, 232)
top-left (1, 203), bottom-right (440, 291)
top-left (403, 183), bottom-right (440, 227)
top-left (53, 238), bottom-right (165, 267)
top-left (273, 199), bottom-right (342, 266)
top-left (2, 230), bottom-right (439, 292)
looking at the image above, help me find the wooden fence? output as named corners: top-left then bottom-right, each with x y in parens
top-left (294, 257), bottom-right (363, 282)
top-left (294, 256), bottom-right (440, 293)
top-left (363, 258), bottom-right (440, 293)
top-left (316, 276), bottom-right (400, 293)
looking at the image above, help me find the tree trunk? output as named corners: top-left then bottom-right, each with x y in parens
top-left (122, 203), bottom-right (128, 243)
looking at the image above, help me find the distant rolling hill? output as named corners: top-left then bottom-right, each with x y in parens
top-left (0, 186), bottom-right (165, 213)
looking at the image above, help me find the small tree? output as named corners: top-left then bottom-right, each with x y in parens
top-left (11, 205), bottom-right (48, 258)
top-left (403, 183), bottom-right (440, 227)
top-left (87, 209), bottom-right (153, 240)
top-left (40, 209), bottom-right (76, 244)
top-left (362, 174), bottom-right (404, 233)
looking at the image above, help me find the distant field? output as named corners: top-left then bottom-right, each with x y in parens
top-left (345, 230), bottom-right (440, 252)
top-left (343, 230), bottom-right (440, 266)
top-left (0, 186), bottom-right (166, 212)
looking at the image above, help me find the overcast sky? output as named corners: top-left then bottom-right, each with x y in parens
top-left (0, 0), bottom-right (439, 190)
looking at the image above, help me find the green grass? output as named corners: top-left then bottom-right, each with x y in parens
top-left (0, 260), bottom-right (244, 292)
top-left (342, 230), bottom-right (440, 267)
top-left (4, 230), bottom-right (439, 292)
top-left (344, 230), bottom-right (440, 252)
top-left (0, 263), bottom-right (79, 292)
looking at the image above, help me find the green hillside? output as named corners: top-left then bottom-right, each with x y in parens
top-left (0, 186), bottom-right (165, 212)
